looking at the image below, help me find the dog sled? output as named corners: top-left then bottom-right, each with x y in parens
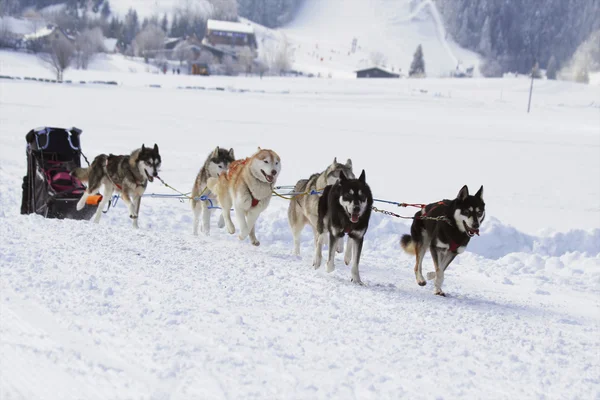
top-left (20, 126), bottom-right (100, 220)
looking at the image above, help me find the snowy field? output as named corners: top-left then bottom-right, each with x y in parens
top-left (1, 70), bottom-right (599, 399)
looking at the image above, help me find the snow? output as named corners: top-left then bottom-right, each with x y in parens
top-left (207, 19), bottom-right (255, 35)
top-left (277, 0), bottom-right (481, 78)
top-left (109, 0), bottom-right (213, 20)
top-left (21, 25), bottom-right (55, 41)
top-left (0, 57), bottom-right (599, 398)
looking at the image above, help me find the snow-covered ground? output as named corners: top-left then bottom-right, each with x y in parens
top-left (0, 66), bottom-right (599, 399)
top-left (277, 0), bottom-right (480, 78)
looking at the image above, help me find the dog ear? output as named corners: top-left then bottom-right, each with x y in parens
top-left (475, 185), bottom-right (484, 200)
top-left (346, 159), bottom-right (352, 168)
top-left (339, 171), bottom-right (347, 182)
top-left (358, 169), bottom-right (366, 183)
top-left (228, 148), bottom-right (235, 159)
top-left (333, 157), bottom-right (337, 165)
top-left (154, 143), bottom-right (159, 153)
top-left (457, 185), bottom-right (469, 201)
top-left (142, 144), bottom-right (146, 152)
top-left (212, 146), bottom-right (219, 157)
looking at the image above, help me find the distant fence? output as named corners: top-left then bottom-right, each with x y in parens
top-left (0, 74), bottom-right (291, 95)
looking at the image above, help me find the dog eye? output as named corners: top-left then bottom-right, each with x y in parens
top-left (263, 160), bottom-right (268, 164)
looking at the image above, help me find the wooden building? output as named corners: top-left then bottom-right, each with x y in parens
top-left (355, 67), bottom-right (400, 79)
top-left (202, 19), bottom-right (257, 58)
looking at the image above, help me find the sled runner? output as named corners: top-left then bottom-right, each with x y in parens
top-left (20, 126), bottom-right (99, 220)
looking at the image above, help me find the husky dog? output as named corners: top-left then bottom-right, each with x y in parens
top-left (72, 144), bottom-right (161, 228)
top-left (207, 148), bottom-right (281, 246)
top-left (191, 146), bottom-right (235, 236)
top-left (313, 170), bottom-right (373, 284)
top-left (288, 158), bottom-right (355, 256)
top-left (400, 185), bottom-right (485, 296)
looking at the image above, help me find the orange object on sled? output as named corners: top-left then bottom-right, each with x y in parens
top-left (86, 194), bottom-right (103, 206)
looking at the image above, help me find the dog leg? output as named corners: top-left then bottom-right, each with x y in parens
top-left (131, 195), bottom-right (141, 229)
top-left (217, 214), bottom-right (225, 229)
top-left (336, 237), bottom-right (344, 254)
top-left (94, 186), bottom-right (113, 224)
top-left (290, 218), bottom-right (305, 256)
top-left (414, 242), bottom-right (429, 286)
top-left (432, 249), bottom-right (456, 296)
top-left (248, 225), bottom-right (260, 246)
top-left (326, 232), bottom-right (340, 273)
top-left (219, 193), bottom-right (235, 234)
top-left (344, 238), bottom-right (353, 265)
top-left (192, 202), bottom-right (202, 236)
top-left (77, 190), bottom-right (90, 211)
top-left (241, 207), bottom-right (261, 245)
top-left (312, 232), bottom-right (324, 269)
top-left (201, 201), bottom-right (211, 236)
top-left (236, 208), bottom-right (250, 241)
top-left (350, 236), bottom-right (364, 285)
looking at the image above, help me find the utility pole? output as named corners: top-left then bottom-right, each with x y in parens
top-left (527, 61), bottom-right (538, 113)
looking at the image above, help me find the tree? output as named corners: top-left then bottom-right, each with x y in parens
top-left (222, 54), bottom-right (237, 75)
top-left (238, 47), bottom-right (254, 74)
top-left (409, 44), bottom-right (425, 77)
top-left (123, 8), bottom-right (140, 45)
top-left (161, 14), bottom-right (169, 33)
top-left (39, 34), bottom-right (75, 81)
top-left (270, 34), bottom-right (292, 75)
top-left (172, 40), bottom-right (193, 65)
top-left (100, 1), bottom-right (111, 19)
top-left (546, 55), bottom-right (557, 79)
top-left (370, 51), bottom-right (386, 67)
top-left (575, 67), bottom-right (589, 84)
top-left (75, 27), bottom-right (105, 69)
top-left (134, 24), bottom-right (165, 62)
top-left (210, 0), bottom-right (238, 21)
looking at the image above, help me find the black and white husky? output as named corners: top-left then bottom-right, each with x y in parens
top-left (192, 146), bottom-right (235, 236)
top-left (288, 158), bottom-right (355, 256)
top-left (313, 170), bottom-right (373, 285)
top-left (72, 144), bottom-right (161, 228)
top-left (401, 185), bottom-right (485, 296)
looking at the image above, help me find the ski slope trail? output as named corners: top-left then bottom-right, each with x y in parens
top-left (1, 76), bottom-right (599, 399)
top-left (281, 0), bottom-right (480, 77)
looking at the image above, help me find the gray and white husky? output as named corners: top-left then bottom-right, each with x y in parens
top-left (288, 158), bottom-right (355, 255)
top-left (192, 146), bottom-right (235, 235)
top-left (72, 144), bottom-right (161, 228)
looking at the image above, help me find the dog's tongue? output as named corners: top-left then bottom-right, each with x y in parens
top-left (350, 213), bottom-right (360, 223)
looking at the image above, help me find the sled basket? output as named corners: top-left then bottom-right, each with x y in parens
top-left (20, 126), bottom-right (99, 220)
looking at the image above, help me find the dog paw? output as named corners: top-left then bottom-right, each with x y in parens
top-left (226, 225), bottom-right (235, 234)
top-left (417, 280), bottom-right (427, 287)
top-left (344, 254), bottom-right (351, 265)
top-left (217, 216), bottom-right (225, 228)
top-left (326, 262), bottom-right (335, 273)
top-left (251, 239), bottom-right (260, 246)
top-left (434, 289), bottom-right (446, 297)
top-left (351, 277), bottom-right (364, 286)
top-left (313, 258), bottom-right (322, 269)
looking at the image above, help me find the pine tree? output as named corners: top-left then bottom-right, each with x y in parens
top-left (546, 55), bottom-right (557, 79)
top-left (161, 14), bottom-right (169, 34)
top-left (100, 1), bottom-right (111, 19)
top-left (409, 44), bottom-right (425, 77)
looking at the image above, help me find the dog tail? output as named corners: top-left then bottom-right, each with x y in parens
top-left (400, 234), bottom-right (416, 255)
top-left (71, 167), bottom-right (89, 182)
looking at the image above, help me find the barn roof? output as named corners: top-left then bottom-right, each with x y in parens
top-left (355, 66), bottom-right (398, 75)
top-left (207, 19), bottom-right (254, 35)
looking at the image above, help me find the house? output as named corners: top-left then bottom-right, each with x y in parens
top-left (355, 67), bottom-right (400, 79)
top-left (202, 19), bottom-right (257, 58)
top-left (22, 24), bottom-right (74, 52)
